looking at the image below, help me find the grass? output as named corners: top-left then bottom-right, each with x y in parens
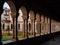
top-left (18, 32), bottom-right (24, 38)
top-left (2, 36), bottom-right (12, 41)
top-left (18, 32), bottom-right (33, 38)
top-left (2, 32), bottom-right (33, 41)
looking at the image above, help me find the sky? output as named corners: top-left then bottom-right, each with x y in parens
top-left (3, 2), bottom-right (10, 9)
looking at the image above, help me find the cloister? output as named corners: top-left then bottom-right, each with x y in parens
top-left (0, 0), bottom-right (60, 45)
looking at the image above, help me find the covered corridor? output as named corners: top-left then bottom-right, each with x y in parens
top-left (0, 0), bottom-right (60, 45)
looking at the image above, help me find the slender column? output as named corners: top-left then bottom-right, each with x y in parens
top-left (51, 20), bottom-right (56, 33)
top-left (30, 19), bottom-right (35, 36)
top-left (30, 18), bottom-right (35, 36)
top-left (34, 19), bottom-right (35, 36)
top-left (0, 15), bottom-right (2, 44)
top-left (22, 14), bottom-right (28, 38)
top-left (54, 21), bottom-right (56, 32)
top-left (25, 19), bottom-right (28, 38)
top-left (21, 19), bottom-right (27, 38)
top-left (41, 15), bottom-right (45, 35)
top-left (51, 20), bottom-right (53, 33)
top-left (0, 5), bottom-right (3, 45)
top-left (22, 19), bottom-right (25, 37)
top-left (29, 11), bottom-right (35, 36)
top-left (55, 21), bottom-right (58, 32)
top-left (50, 18), bottom-right (51, 33)
top-left (36, 13), bottom-right (40, 35)
top-left (13, 18), bottom-right (17, 41)
top-left (45, 17), bottom-right (48, 34)
top-left (30, 19), bottom-right (34, 35)
top-left (47, 18), bottom-right (50, 34)
top-left (36, 22), bottom-right (40, 34)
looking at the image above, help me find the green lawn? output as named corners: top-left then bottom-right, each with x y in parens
top-left (2, 36), bottom-right (12, 41)
top-left (18, 32), bottom-right (24, 38)
top-left (2, 32), bottom-right (33, 41)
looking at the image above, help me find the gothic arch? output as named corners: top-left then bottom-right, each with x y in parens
top-left (36, 13), bottom-right (40, 22)
top-left (19, 6), bottom-right (27, 19)
top-left (0, 0), bottom-right (17, 42)
top-left (18, 6), bottom-right (28, 38)
top-left (29, 10), bottom-right (35, 19)
top-left (3, 0), bottom-right (16, 18)
top-left (28, 10), bottom-right (35, 36)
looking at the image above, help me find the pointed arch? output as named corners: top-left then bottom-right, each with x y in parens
top-left (3, 2), bottom-right (10, 9)
top-left (29, 10), bottom-right (35, 19)
top-left (19, 6), bottom-right (27, 19)
top-left (5, 1), bottom-right (16, 18)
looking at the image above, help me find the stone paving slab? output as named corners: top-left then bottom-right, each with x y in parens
top-left (41, 35), bottom-right (60, 45)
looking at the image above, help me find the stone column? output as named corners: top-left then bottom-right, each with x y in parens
top-left (25, 19), bottom-right (28, 38)
top-left (23, 19), bottom-right (25, 37)
top-left (36, 13), bottom-right (40, 35)
top-left (51, 20), bottom-right (56, 33)
top-left (30, 19), bottom-right (35, 36)
top-left (55, 22), bottom-right (57, 32)
top-left (10, 12), bottom-right (15, 39)
top-left (45, 17), bottom-right (48, 34)
top-left (30, 19), bottom-right (34, 34)
top-left (0, 4), bottom-right (3, 45)
top-left (51, 20), bottom-right (53, 33)
top-left (44, 17), bottom-right (50, 34)
top-left (22, 14), bottom-right (28, 38)
top-left (41, 15), bottom-right (45, 35)
top-left (1, 23), bottom-right (2, 35)
top-left (30, 13), bottom-right (35, 36)
top-left (12, 18), bottom-right (17, 41)
top-left (47, 18), bottom-right (50, 34)
top-left (54, 21), bottom-right (58, 32)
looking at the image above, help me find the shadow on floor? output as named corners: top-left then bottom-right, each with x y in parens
top-left (3, 31), bottom-right (60, 45)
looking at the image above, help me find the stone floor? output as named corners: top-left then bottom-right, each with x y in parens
top-left (41, 35), bottom-right (60, 45)
top-left (2, 34), bottom-right (60, 45)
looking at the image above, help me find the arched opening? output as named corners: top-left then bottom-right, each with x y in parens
top-left (28, 10), bottom-right (35, 37)
top-left (1, 1), bottom-right (16, 43)
top-left (18, 9), bottom-right (24, 39)
top-left (1, 2), bottom-right (13, 42)
top-left (18, 6), bottom-right (27, 39)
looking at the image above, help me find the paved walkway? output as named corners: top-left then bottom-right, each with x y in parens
top-left (41, 35), bottom-right (60, 45)
top-left (2, 34), bottom-right (60, 45)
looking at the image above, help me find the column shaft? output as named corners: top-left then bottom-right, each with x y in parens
top-left (0, 6), bottom-right (3, 44)
top-left (13, 18), bottom-right (17, 41)
top-left (24, 19), bottom-right (28, 38)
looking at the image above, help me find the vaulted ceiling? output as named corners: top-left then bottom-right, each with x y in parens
top-left (0, 0), bottom-right (60, 21)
